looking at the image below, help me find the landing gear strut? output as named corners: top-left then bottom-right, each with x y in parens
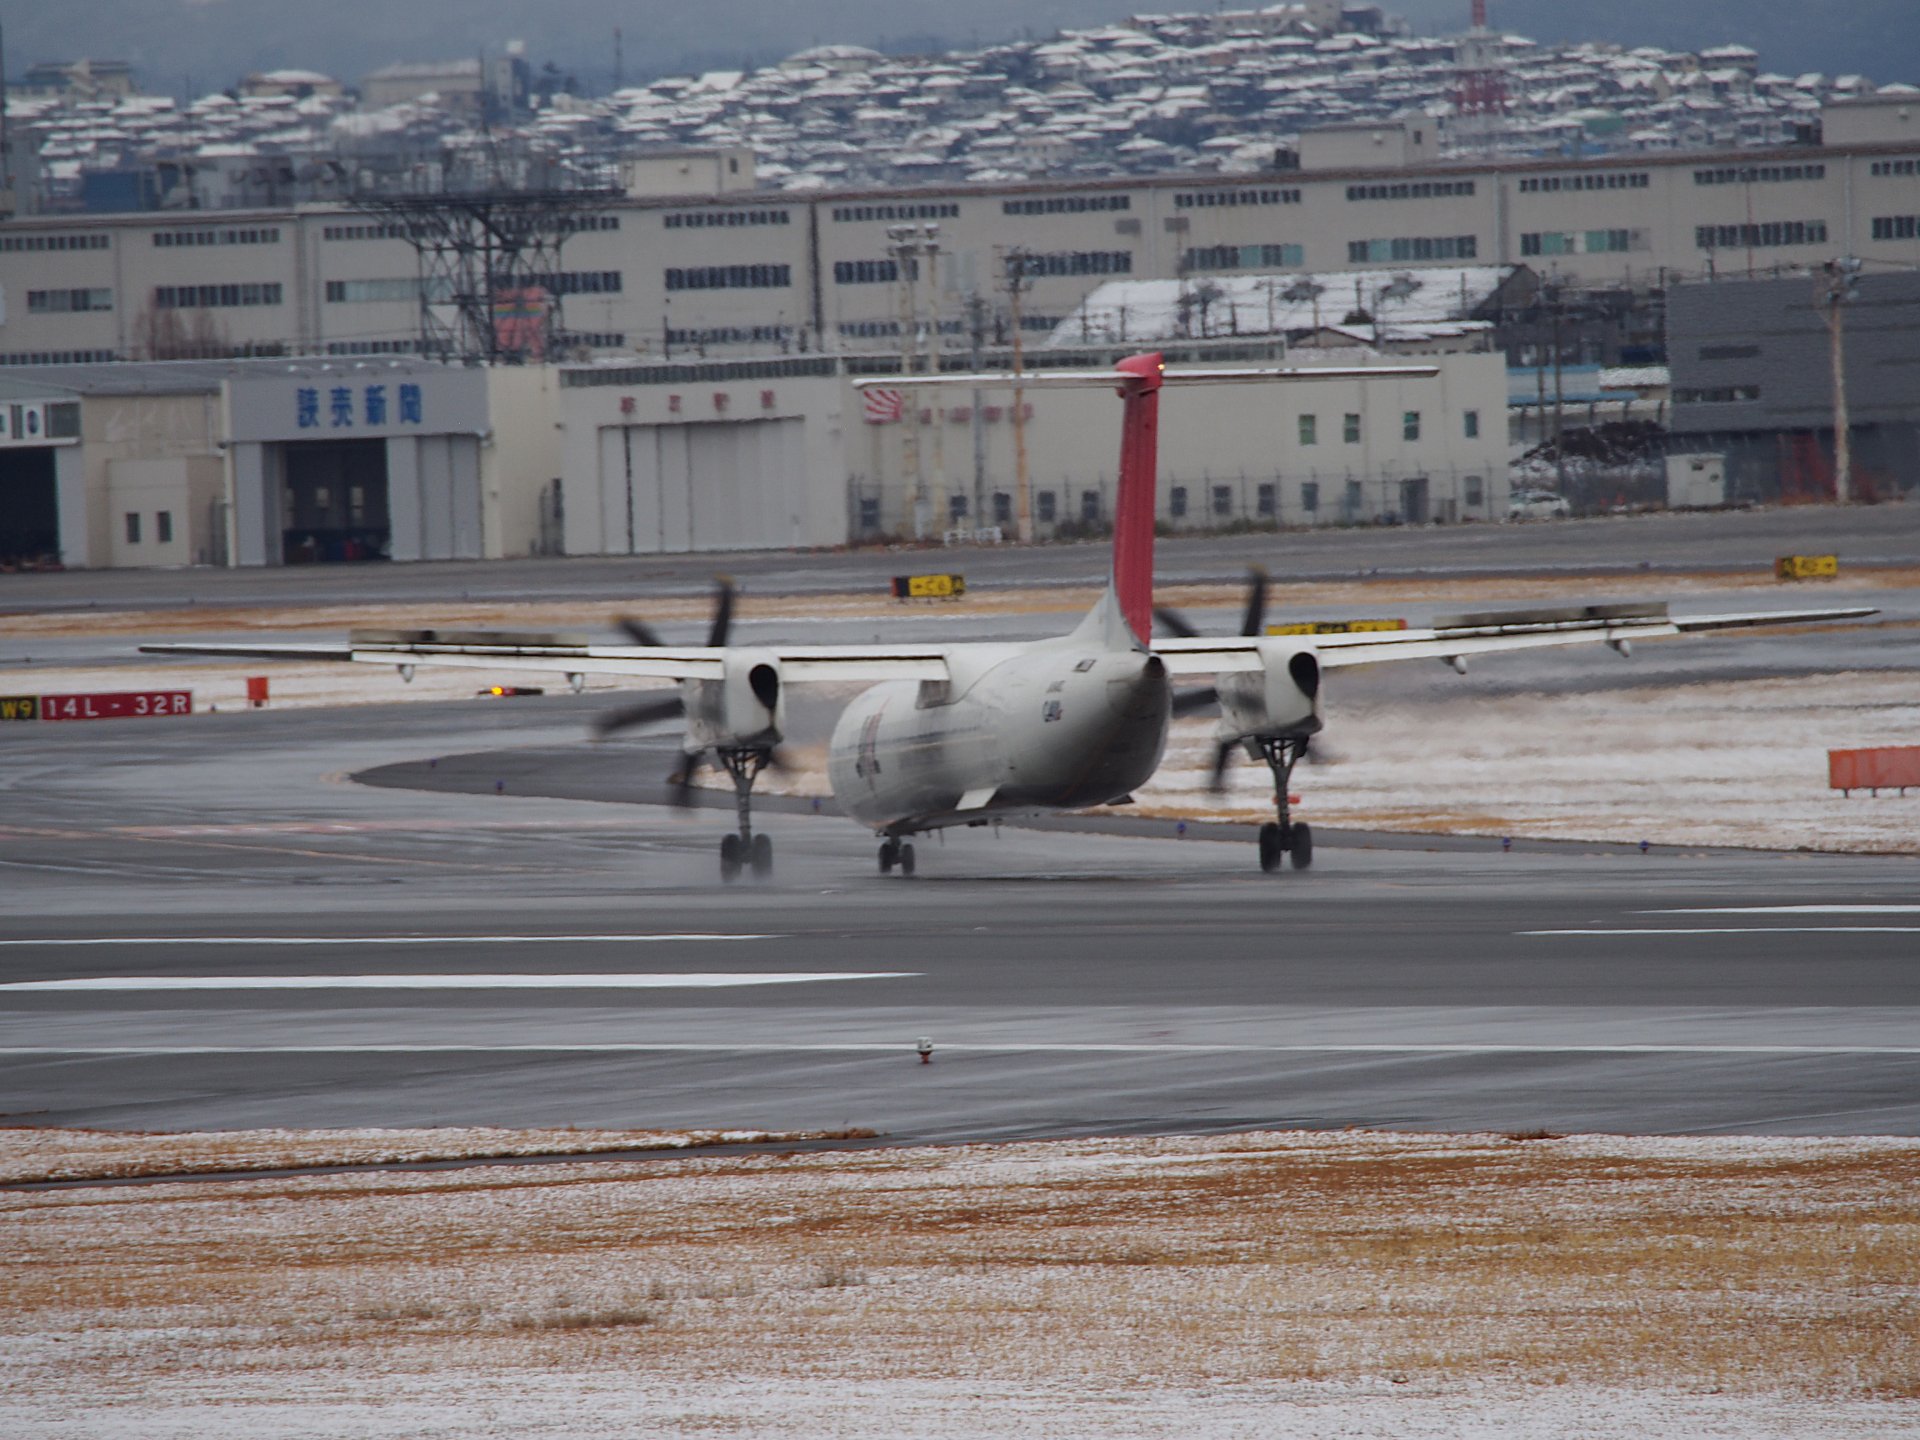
top-left (715, 746), bottom-right (775, 883)
top-left (1253, 736), bottom-right (1313, 874)
top-left (877, 836), bottom-right (917, 877)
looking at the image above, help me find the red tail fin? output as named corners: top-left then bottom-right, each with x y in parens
top-left (1111, 352), bottom-right (1164, 647)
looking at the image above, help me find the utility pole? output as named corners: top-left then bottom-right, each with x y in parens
top-left (1821, 257), bottom-right (1862, 503)
top-left (889, 225), bottom-right (926, 538)
top-left (1001, 247), bottom-right (1035, 543)
top-left (922, 224), bottom-right (948, 538)
top-left (967, 292), bottom-right (989, 528)
top-left (1550, 282), bottom-right (1568, 496)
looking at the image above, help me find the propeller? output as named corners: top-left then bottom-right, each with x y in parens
top-left (1156, 566), bottom-right (1267, 643)
top-left (1161, 567), bottom-right (1269, 723)
top-left (592, 691), bottom-right (684, 738)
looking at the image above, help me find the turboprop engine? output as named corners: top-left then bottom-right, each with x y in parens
top-left (1216, 641), bottom-right (1323, 745)
top-left (684, 648), bottom-right (785, 752)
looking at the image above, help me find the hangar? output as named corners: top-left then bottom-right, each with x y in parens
top-left (0, 379), bottom-right (83, 568)
top-left (0, 359), bottom-right (561, 568)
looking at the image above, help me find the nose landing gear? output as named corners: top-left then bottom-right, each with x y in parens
top-left (877, 836), bottom-right (917, 876)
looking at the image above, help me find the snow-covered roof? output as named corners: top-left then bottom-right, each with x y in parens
top-left (1048, 266), bottom-right (1523, 348)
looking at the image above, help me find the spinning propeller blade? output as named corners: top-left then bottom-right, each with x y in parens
top-left (592, 692), bottom-right (684, 738)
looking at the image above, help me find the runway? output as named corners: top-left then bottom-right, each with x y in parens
top-left (4, 693), bottom-right (1918, 1143)
top-left (5, 507), bottom-right (1918, 1145)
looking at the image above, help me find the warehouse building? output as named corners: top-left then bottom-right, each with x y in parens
top-left (0, 360), bottom-right (560, 568)
top-left (3, 98), bottom-right (1919, 369)
top-left (1669, 269), bottom-right (1920, 502)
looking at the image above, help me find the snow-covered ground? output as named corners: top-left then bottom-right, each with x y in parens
top-left (5, 1129), bottom-right (1917, 1438)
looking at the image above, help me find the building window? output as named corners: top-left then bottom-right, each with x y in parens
top-left (0, 231), bottom-right (111, 252)
top-left (832, 202), bottom-right (959, 222)
top-left (26, 288), bottom-right (113, 314)
top-left (1181, 243), bottom-right (1303, 272)
top-left (1169, 485), bottom-right (1188, 519)
top-left (124, 513), bottom-right (141, 545)
top-left (1037, 491), bottom-right (1057, 523)
top-left (1173, 188), bottom-right (1300, 209)
top-left (1212, 485), bottom-right (1232, 518)
top-left (1002, 194), bottom-right (1130, 216)
top-left (1348, 235), bottom-right (1477, 265)
top-left (833, 259), bottom-right (904, 285)
top-left (1081, 490), bottom-right (1101, 523)
top-left (1345, 179), bottom-right (1476, 201)
top-left (156, 511), bottom-right (173, 544)
top-left (948, 494), bottom-right (968, 523)
top-left (1693, 164), bottom-right (1826, 186)
top-left (152, 227), bottom-right (281, 247)
top-left (1518, 172), bottom-right (1649, 193)
top-left (1404, 412), bottom-right (1421, 441)
top-left (1871, 160), bottom-right (1920, 176)
top-left (1345, 480), bottom-right (1363, 515)
top-left (1694, 221), bottom-right (1828, 251)
top-left (1464, 476), bottom-right (1484, 509)
top-left (1464, 410), bottom-right (1480, 439)
top-left (992, 493), bottom-right (1012, 525)
top-left (662, 208), bottom-right (790, 230)
top-left (153, 283), bottom-right (284, 309)
top-left (1300, 481), bottom-right (1319, 513)
top-left (663, 264), bottom-right (791, 291)
top-left (1344, 413), bottom-right (1361, 444)
top-left (1871, 215), bottom-right (1920, 241)
top-left (1257, 483), bottom-right (1276, 517)
top-left (1299, 414), bottom-right (1317, 447)
top-left (1006, 251), bottom-right (1131, 279)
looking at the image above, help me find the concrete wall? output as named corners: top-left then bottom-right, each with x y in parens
top-left (483, 365), bottom-right (564, 557)
top-left (79, 390), bottom-right (222, 568)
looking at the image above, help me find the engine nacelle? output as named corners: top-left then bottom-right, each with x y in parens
top-left (684, 648), bottom-right (785, 751)
top-left (1216, 640), bottom-right (1323, 742)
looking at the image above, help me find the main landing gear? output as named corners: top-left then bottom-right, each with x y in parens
top-left (713, 747), bottom-right (775, 884)
top-left (877, 836), bottom-right (917, 877)
top-left (1252, 736), bottom-right (1313, 874)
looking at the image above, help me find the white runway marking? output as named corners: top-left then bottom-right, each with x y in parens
top-left (1523, 928), bottom-right (1920, 937)
top-left (1645, 906), bottom-right (1920, 915)
top-left (1, 973), bottom-right (917, 993)
top-left (0, 934), bottom-right (772, 948)
top-left (4, 1043), bottom-right (1919, 1056)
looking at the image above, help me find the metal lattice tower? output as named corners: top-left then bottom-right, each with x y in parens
top-left (1454, 0), bottom-right (1508, 149)
top-left (351, 179), bottom-right (620, 365)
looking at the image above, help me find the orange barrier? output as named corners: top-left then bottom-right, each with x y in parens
top-left (1830, 746), bottom-right (1920, 796)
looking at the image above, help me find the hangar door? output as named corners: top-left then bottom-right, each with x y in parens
top-left (601, 418), bottom-right (805, 553)
top-left (0, 447), bottom-right (59, 567)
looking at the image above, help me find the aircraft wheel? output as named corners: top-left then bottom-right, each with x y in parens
top-left (1288, 822), bottom-right (1313, 871)
top-left (1258, 822), bottom-right (1284, 873)
top-left (898, 842), bottom-right (917, 877)
top-left (878, 840), bottom-right (896, 874)
top-left (750, 833), bottom-right (773, 879)
top-left (719, 833), bottom-right (743, 882)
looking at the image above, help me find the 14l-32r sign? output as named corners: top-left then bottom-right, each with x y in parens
top-left (35, 691), bottom-right (192, 721)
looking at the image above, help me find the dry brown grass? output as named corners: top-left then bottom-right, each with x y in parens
top-left (3, 1130), bottom-right (1916, 1404)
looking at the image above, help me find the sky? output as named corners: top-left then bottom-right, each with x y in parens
top-left (3, 0), bottom-right (1913, 99)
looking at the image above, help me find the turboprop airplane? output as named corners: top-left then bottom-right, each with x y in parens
top-left (143, 351), bottom-right (1875, 880)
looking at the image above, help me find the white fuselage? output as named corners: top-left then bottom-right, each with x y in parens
top-left (827, 638), bottom-right (1171, 836)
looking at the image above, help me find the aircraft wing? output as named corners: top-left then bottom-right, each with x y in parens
top-left (1154, 603), bottom-right (1880, 675)
top-left (139, 632), bottom-right (952, 683)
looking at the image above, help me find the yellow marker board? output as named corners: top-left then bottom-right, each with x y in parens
top-left (1267, 619), bottom-right (1408, 636)
top-left (1775, 554), bottom-right (1839, 581)
top-left (893, 573), bottom-right (966, 600)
